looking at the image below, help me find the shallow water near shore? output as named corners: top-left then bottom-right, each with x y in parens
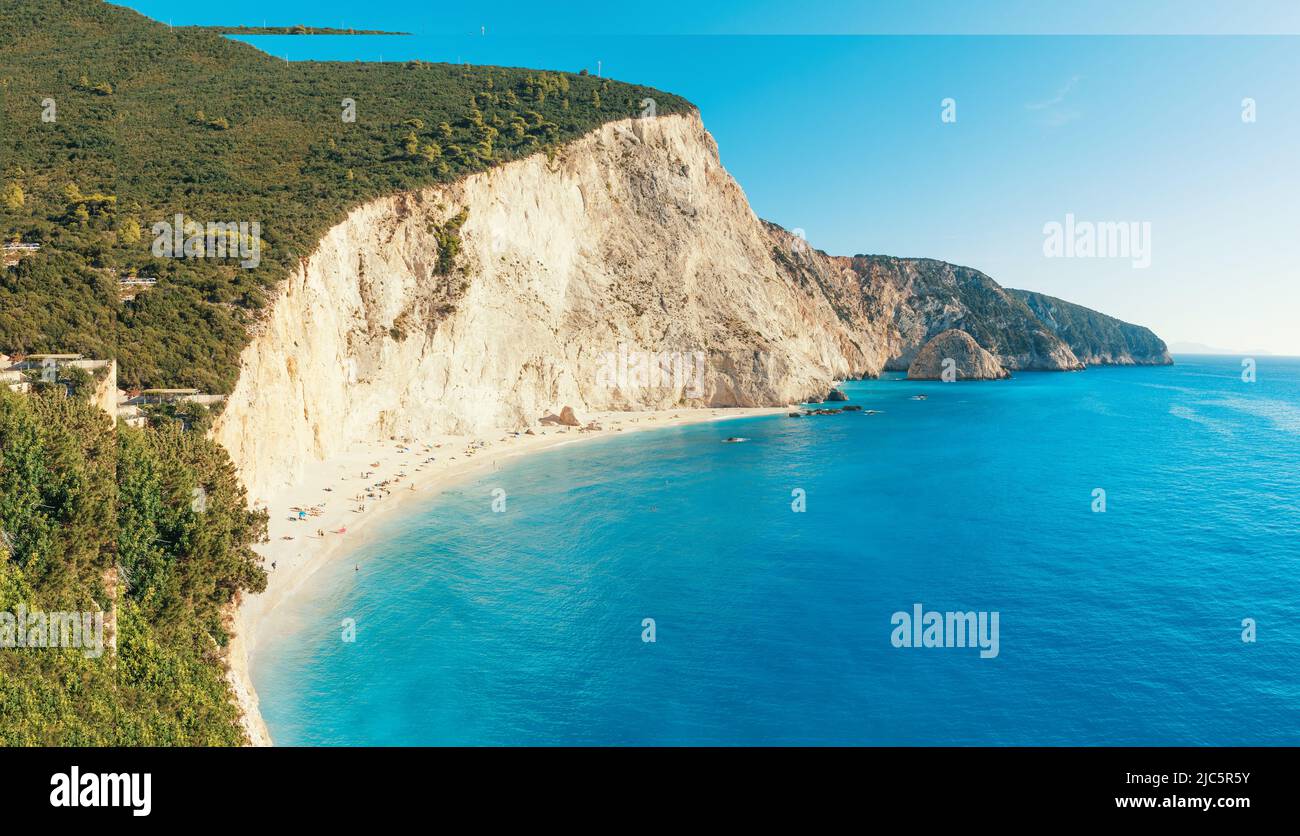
top-left (253, 356), bottom-right (1300, 744)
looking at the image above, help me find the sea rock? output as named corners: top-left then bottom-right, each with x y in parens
top-left (540, 406), bottom-right (581, 427)
top-left (826, 388), bottom-right (848, 401)
top-left (907, 329), bottom-right (1010, 381)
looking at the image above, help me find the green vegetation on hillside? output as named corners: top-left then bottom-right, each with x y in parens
top-left (1008, 288), bottom-right (1171, 363)
top-left (0, 0), bottom-right (689, 746)
top-left (184, 26), bottom-right (412, 36)
top-left (0, 0), bottom-right (691, 392)
top-left (0, 388), bottom-right (266, 744)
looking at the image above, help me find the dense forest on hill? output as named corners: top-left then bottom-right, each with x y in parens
top-left (0, 389), bottom-right (266, 744)
top-left (0, 0), bottom-right (689, 745)
top-left (0, 0), bottom-right (691, 392)
top-left (184, 26), bottom-right (412, 35)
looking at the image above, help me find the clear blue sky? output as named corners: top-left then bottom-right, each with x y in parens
top-left (120, 1), bottom-right (1300, 354)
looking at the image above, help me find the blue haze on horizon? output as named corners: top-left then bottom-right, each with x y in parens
top-left (120, 1), bottom-right (1300, 355)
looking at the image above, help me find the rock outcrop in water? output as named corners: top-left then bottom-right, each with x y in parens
top-left (215, 112), bottom-right (1167, 501)
top-left (1007, 289), bottom-right (1173, 366)
top-left (907, 329), bottom-right (1011, 380)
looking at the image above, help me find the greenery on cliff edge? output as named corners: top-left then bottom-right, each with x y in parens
top-left (0, 0), bottom-right (691, 393)
top-left (0, 0), bottom-right (687, 745)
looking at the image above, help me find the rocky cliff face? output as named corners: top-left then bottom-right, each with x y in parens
top-left (766, 244), bottom-right (1085, 373)
top-left (1008, 289), bottom-right (1173, 366)
top-left (214, 112), bottom-right (1164, 501)
top-left (215, 114), bottom-right (868, 501)
top-left (907, 329), bottom-right (1010, 380)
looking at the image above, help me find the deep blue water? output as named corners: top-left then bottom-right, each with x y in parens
top-left (254, 355), bottom-right (1300, 744)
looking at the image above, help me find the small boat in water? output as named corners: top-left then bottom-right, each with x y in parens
top-left (721, 437), bottom-right (749, 443)
top-left (910, 395), bottom-right (928, 401)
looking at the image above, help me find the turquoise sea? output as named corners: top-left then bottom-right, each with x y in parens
top-left (253, 355), bottom-right (1300, 745)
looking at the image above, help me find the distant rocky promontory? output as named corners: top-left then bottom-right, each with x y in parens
top-left (1007, 289), bottom-right (1172, 366)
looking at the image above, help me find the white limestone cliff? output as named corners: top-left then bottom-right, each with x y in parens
top-left (214, 113), bottom-right (882, 502)
top-left (214, 112), bottom-right (1107, 503)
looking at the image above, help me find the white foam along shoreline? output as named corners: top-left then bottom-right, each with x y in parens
top-left (224, 406), bottom-right (788, 745)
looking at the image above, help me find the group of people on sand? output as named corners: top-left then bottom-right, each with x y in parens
top-left (265, 435), bottom-right (513, 572)
top-left (277, 503), bottom-right (326, 542)
top-left (344, 442), bottom-right (445, 515)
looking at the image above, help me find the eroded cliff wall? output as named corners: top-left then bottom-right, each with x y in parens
top-left (214, 112), bottom-right (1154, 502)
top-left (215, 114), bottom-right (876, 501)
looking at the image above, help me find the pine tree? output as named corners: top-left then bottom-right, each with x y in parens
top-left (2, 182), bottom-right (23, 210)
top-left (118, 217), bottom-right (141, 243)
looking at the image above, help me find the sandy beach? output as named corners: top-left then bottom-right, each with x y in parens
top-left (225, 405), bottom-right (788, 745)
